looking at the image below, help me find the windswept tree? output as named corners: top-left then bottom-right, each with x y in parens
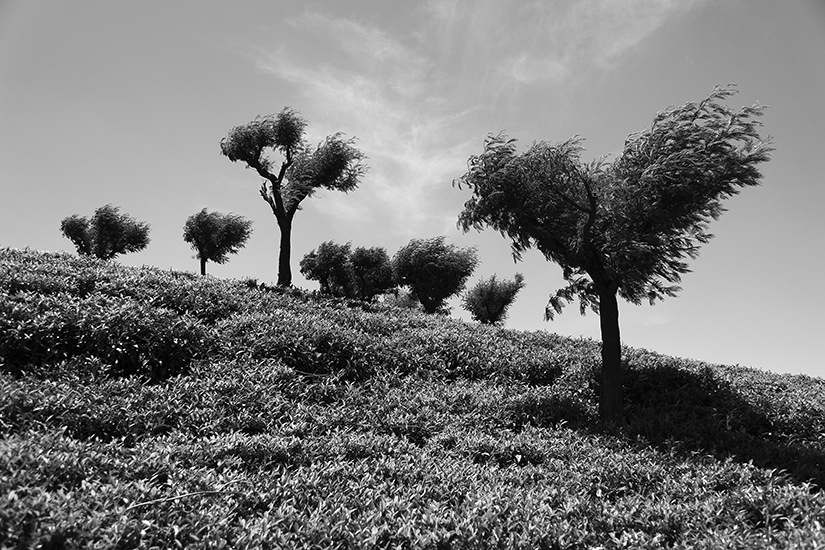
top-left (463, 273), bottom-right (525, 325)
top-left (183, 209), bottom-right (253, 276)
top-left (60, 204), bottom-right (150, 260)
top-left (455, 86), bottom-right (772, 424)
top-left (351, 246), bottom-right (395, 301)
top-left (220, 108), bottom-right (367, 287)
top-left (393, 236), bottom-right (479, 314)
top-left (299, 241), bottom-right (356, 297)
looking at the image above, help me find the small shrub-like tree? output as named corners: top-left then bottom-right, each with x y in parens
top-left (183, 209), bottom-right (253, 275)
top-left (392, 236), bottom-right (478, 314)
top-left (463, 273), bottom-right (525, 325)
top-left (351, 246), bottom-right (395, 301)
top-left (300, 241), bottom-right (356, 297)
top-left (220, 108), bottom-right (367, 287)
top-left (60, 204), bottom-right (150, 260)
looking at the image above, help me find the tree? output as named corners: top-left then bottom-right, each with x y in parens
top-left (351, 246), bottom-right (395, 301)
top-left (455, 86), bottom-right (772, 424)
top-left (392, 236), bottom-right (479, 314)
top-left (463, 273), bottom-right (525, 325)
top-left (60, 204), bottom-right (150, 260)
top-left (299, 241), bottom-right (356, 297)
top-left (220, 108), bottom-right (367, 287)
top-left (183, 209), bottom-right (253, 276)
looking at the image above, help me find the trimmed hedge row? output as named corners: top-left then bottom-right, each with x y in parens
top-left (0, 291), bottom-right (213, 379)
top-left (2, 361), bottom-right (824, 549)
top-left (1, 248), bottom-right (601, 384)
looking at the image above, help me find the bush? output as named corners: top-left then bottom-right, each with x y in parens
top-left (0, 290), bottom-right (214, 379)
top-left (392, 236), bottom-right (478, 314)
top-left (299, 241), bottom-right (356, 297)
top-left (350, 245), bottom-right (395, 301)
top-left (60, 204), bottom-right (150, 260)
top-left (463, 273), bottom-right (525, 325)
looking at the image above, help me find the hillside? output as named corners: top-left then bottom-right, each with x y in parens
top-left (1, 247), bottom-right (824, 549)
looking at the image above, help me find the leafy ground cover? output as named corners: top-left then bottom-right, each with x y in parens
top-left (1, 247), bottom-right (824, 548)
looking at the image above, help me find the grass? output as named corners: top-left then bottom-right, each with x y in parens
top-left (1, 247), bottom-right (824, 549)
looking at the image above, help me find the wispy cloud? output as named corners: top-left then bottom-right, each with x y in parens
top-left (247, 1), bottom-right (705, 234)
top-left (421, 0), bottom-right (705, 88)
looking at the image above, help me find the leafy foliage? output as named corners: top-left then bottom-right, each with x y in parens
top-left (300, 242), bottom-right (396, 301)
top-left (218, 108), bottom-right (307, 173)
top-left (183, 209), bottom-right (253, 275)
top-left (457, 86), bottom-right (772, 312)
top-left (463, 273), bottom-right (525, 325)
top-left (393, 237), bottom-right (479, 314)
top-left (299, 241), bottom-right (356, 297)
top-left (60, 204), bottom-right (150, 260)
top-left (350, 245), bottom-right (396, 301)
top-left (1, 247), bottom-right (824, 549)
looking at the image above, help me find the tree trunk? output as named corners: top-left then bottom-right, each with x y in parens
top-left (277, 220), bottom-right (292, 287)
top-left (598, 289), bottom-right (623, 425)
top-left (200, 257), bottom-right (207, 276)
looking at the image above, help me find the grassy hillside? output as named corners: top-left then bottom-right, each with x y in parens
top-left (1, 247), bottom-right (824, 549)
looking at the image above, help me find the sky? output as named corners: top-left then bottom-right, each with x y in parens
top-left (1, 0), bottom-right (824, 378)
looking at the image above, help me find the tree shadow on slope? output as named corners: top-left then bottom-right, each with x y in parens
top-left (621, 359), bottom-right (825, 489)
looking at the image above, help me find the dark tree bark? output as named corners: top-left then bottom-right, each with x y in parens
top-left (277, 220), bottom-right (293, 287)
top-left (598, 289), bottom-right (623, 425)
top-left (200, 257), bottom-right (207, 276)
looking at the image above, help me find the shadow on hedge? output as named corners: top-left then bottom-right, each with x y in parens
top-left (622, 362), bottom-right (825, 489)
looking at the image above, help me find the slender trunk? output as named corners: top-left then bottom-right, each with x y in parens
top-left (200, 257), bottom-right (207, 276)
top-left (598, 289), bottom-right (623, 425)
top-left (277, 220), bottom-right (292, 287)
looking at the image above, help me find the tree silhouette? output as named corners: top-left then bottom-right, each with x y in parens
top-left (220, 108), bottom-right (367, 287)
top-left (60, 204), bottom-right (150, 260)
top-left (393, 236), bottom-right (478, 314)
top-left (183, 209), bottom-right (253, 276)
top-left (351, 246), bottom-right (396, 301)
top-left (456, 86), bottom-right (772, 424)
top-left (463, 273), bottom-right (525, 325)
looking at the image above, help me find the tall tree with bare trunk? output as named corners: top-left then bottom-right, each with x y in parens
top-left (220, 108), bottom-right (367, 286)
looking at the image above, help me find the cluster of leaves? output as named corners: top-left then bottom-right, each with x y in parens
top-left (300, 241), bottom-right (395, 301)
top-left (392, 236), bottom-right (479, 314)
top-left (60, 204), bottom-right (150, 260)
top-left (463, 273), bottom-right (526, 325)
top-left (2, 247), bottom-right (825, 548)
top-left (300, 237), bottom-right (482, 316)
top-left (183, 209), bottom-right (253, 275)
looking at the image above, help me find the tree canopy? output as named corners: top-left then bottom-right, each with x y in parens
top-left (183, 209), bottom-right (253, 275)
top-left (393, 237), bottom-right (479, 314)
top-left (350, 246), bottom-right (396, 301)
top-left (456, 86), bottom-right (772, 423)
top-left (220, 108), bottom-right (367, 286)
top-left (60, 205), bottom-right (150, 260)
top-left (300, 241), bottom-right (356, 297)
top-left (300, 242), bottom-right (396, 301)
